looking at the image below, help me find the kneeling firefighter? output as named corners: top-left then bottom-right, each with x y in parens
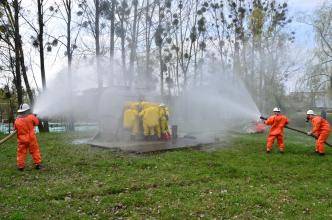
top-left (123, 102), bottom-right (140, 139)
top-left (14, 104), bottom-right (42, 171)
top-left (306, 110), bottom-right (331, 156)
top-left (139, 105), bottom-right (161, 140)
top-left (262, 107), bottom-right (289, 153)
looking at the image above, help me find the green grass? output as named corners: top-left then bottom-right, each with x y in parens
top-left (1, 130), bottom-right (332, 219)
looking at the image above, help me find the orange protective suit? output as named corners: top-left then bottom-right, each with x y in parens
top-left (264, 114), bottom-right (289, 152)
top-left (309, 116), bottom-right (331, 154)
top-left (14, 114), bottom-right (41, 169)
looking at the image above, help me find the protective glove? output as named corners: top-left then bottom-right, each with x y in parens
top-left (307, 131), bottom-right (312, 136)
top-left (259, 116), bottom-right (266, 120)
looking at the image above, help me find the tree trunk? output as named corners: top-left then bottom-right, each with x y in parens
top-left (129, 0), bottom-right (138, 87)
top-left (19, 45), bottom-right (34, 104)
top-left (159, 45), bottom-right (164, 96)
top-left (95, 0), bottom-right (102, 91)
top-left (37, 0), bottom-right (49, 132)
top-left (258, 40), bottom-right (264, 111)
top-left (110, 0), bottom-right (115, 59)
top-left (13, 0), bottom-right (23, 106)
top-left (145, 0), bottom-right (153, 87)
top-left (120, 11), bottom-right (126, 84)
top-left (157, 2), bottom-right (163, 96)
top-left (66, 0), bottom-right (74, 131)
top-left (37, 0), bottom-right (46, 90)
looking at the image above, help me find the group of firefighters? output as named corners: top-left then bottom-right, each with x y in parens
top-left (8, 102), bottom-right (332, 171)
top-left (262, 107), bottom-right (331, 156)
top-left (122, 101), bottom-right (171, 141)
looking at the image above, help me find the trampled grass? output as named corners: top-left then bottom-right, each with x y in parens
top-left (1, 130), bottom-right (332, 219)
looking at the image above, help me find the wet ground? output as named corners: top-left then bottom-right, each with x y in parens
top-left (87, 131), bottom-right (228, 153)
top-left (89, 138), bottom-right (213, 153)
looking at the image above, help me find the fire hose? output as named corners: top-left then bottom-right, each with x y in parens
top-left (260, 116), bottom-right (332, 147)
top-left (0, 131), bottom-right (16, 146)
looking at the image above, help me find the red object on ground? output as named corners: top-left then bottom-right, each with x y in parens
top-left (255, 122), bottom-right (265, 133)
top-left (161, 132), bottom-right (171, 141)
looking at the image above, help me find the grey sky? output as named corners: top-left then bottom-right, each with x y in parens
top-left (287, 0), bottom-right (326, 11)
top-left (21, 0), bottom-right (328, 91)
top-left (287, 0), bottom-right (327, 47)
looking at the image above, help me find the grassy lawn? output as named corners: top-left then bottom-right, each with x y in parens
top-left (1, 130), bottom-right (332, 219)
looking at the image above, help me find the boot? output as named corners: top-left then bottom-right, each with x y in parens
top-left (152, 135), bottom-right (158, 141)
top-left (35, 164), bottom-right (43, 170)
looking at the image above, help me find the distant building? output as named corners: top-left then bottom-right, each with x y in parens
top-left (288, 91), bottom-right (332, 110)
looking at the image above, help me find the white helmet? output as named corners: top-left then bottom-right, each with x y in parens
top-left (306, 110), bottom-right (315, 115)
top-left (17, 103), bottom-right (30, 113)
top-left (159, 103), bottom-right (166, 107)
top-left (273, 107), bottom-right (281, 112)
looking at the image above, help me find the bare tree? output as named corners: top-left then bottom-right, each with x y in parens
top-left (37, 0), bottom-right (47, 90)
top-left (128, 0), bottom-right (138, 86)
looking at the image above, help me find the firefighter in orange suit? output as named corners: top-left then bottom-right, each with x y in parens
top-left (262, 107), bottom-right (289, 153)
top-left (306, 110), bottom-right (331, 156)
top-left (14, 104), bottom-right (42, 171)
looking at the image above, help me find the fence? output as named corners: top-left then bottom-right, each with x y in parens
top-left (0, 122), bottom-right (97, 134)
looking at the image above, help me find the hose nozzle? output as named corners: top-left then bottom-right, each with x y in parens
top-left (260, 116), bottom-right (267, 120)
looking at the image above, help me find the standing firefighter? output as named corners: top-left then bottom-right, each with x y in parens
top-left (14, 104), bottom-right (42, 171)
top-left (306, 110), bottom-right (331, 156)
top-left (261, 107), bottom-right (289, 153)
top-left (139, 105), bottom-right (161, 140)
top-left (159, 103), bottom-right (171, 140)
top-left (123, 102), bottom-right (140, 140)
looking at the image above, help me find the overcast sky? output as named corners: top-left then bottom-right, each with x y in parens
top-left (288, 0), bottom-right (326, 11)
top-left (287, 0), bottom-right (327, 47)
top-left (21, 0), bottom-right (329, 91)
top-left (281, 0), bottom-right (328, 91)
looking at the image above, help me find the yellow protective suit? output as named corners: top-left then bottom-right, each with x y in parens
top-left (123, 103), bottom-right (139, 135)
top-left (140, 101), bottom-right (159, 110)
top-left (139, 106), bottom-right (161, 138)
top-left (159, 106), bottom-right (169, 135)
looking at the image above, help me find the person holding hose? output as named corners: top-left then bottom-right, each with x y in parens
top-left (14, 104), bottom-right (42, 171)
top-left (261, 107), bottom-right (289, 153)
top-left (306, 110), bottom-right (331, 156)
